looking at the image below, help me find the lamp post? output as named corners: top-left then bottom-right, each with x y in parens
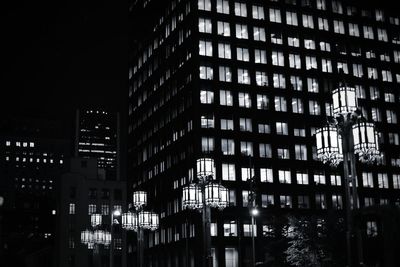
top-left (81, 213), bottom-right (112, 267)
top-left (182, 158), bottom-right (229, 267)
top-left (109, 209), bottom-right (121, 267)
top-left (121, 191), bottom-right (159, 267)
top-left (315, 84), bottom-right (381, 267)
top-left (250, 207), bottom-right (258, 267)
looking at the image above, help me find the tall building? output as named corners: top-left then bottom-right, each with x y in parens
top-left (75, 109), bottom-right (120, 181)
top-left (57, 158), bottom-right (127, 267)
top-left (129, 0), bottom-right (400, 266)
top-left (0, 117), bottom-right (71, 266)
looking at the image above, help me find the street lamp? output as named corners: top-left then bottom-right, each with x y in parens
top-left (182, 158), bottom-right (229, 267)
top-left (81, 213), bottom-right (113, 267)
top-left (122, 191), bottom-right (159, 267)
top-left (315, 83), bottom-right (381, 267)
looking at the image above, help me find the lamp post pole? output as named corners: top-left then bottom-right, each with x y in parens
top-left (339, 119), bottom-right (358, 267)
top-left (250, 210), bottom-right (257, 267)
top-left (201, 181), bottom-right (212, 267)
top-left (137, 211), bottom-right (144, 267)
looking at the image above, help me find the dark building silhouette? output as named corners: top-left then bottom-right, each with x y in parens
top-left (57, 157), bottom-right (127, 267)
top-left (129, 0), bottom-right (400, 266)
top-left (0, 117), bottom-right (72, 266)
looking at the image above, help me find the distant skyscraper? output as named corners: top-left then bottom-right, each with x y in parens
top-left (129, 0), bottom-right (400, 266)
top-left (75, 109), bottom-right (120, 180)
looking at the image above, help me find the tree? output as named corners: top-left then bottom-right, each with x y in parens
top-left (284, 217), bottom-right (324, 267)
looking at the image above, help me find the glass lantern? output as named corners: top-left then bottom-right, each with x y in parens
top-left (332, 86), bottom-right (358, 116)
top-left (315, 126), bottom-right (343, 166)
top-left (122, 212), bottom-right (138, 231)
top-left (133, 191), bottom-right (147, 210)
top-left (103, 231), bottom-right (112, 246)
top-left (138, 211), bottom-right (152, 230)
top-left (197, 158), bottom-right (215, 180)
top-left (149, 212), bottom-right (159, 231)
top-left (218, 185), bottom-right (229, 210)
top-left (352, 122), bottom-right (381, 163)
top-left (182, 184), bottom-right (203, 210)
top-left (205, 183), bottom-right (222, 208)
top-left (93, 230), bottom-right (105, 244)
top-left (81, 230), bottom-right (93, 245)
top-left (91, 213), bottom-right (102, 228)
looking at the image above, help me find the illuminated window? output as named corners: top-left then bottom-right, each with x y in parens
top-left (69, 203), bottom-right (75, 215)
top-left (302, 14), bottom-right (314, 29)
top-left (218, 43), bottom-right (231, 59)
top-left (260, 168), bottom-right (273, 183)
top-left (221, 139), bottom-right (235, 155)
top-left (219, 66), bottom-right (232, 82)
top-left (198, 0), bottom-right (211, 11)
top-left (240, 142), bottom-right (253, 156)
top-left (234, 2), bottom-right (247, 17)
top-left (296, 172), bottom-right (309, 185)
top-left (216, 0), bottom-right (229, 14)
top-left (286, 11), bottom-right (298, 26)
top-left (218, 21), bottom-right (231, 36)
top-left (199, 18), bottom-right (212, 33)
top-left (237, 69), bottom-right (250, 84)
top-left (200, 90), bottom-right (214, 104)
top-left (269, 8), bottom-right (282, 23)
top-left (273, 74), bottom-right (286, 89)
top-left (252, 5), bottom-right (264, 20)
top-left (199, 40), bottom-right (212, 57)
top-left (259, 144), bottom-right (272, 158)
top-left (238, 92), bottom-right (251, 108)
top-left (222, 163), bottom-right (236, 181)
top-left (235, 24), bottom-right (248, 39)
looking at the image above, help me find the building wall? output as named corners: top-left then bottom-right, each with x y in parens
top-left (58, 158), bottom-right (127, 267)
top-left (0, 117), bottom-right (71, 266)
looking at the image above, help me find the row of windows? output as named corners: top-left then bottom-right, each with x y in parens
top-left (199, 0), bottom-right (398, 26)
top-left (199, 90), bottom-right (399, 123)
top-left (199, 40), bottom-right (400, 67)
top-left (203, 138), bottom-right (309, 160)
top-left (199, 14), bottom-right (396, 42)
top-left (218, 164), bottom-right (400, 189)
top-left (199, 64), bottom-right (399, 86)
top-left (5, 156), bottom-right (64, 164)
top-left (5, 141), bottom-right (35, 147)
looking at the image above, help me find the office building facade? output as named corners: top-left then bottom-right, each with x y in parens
top-left (129, 0), bottom-right (400, 266)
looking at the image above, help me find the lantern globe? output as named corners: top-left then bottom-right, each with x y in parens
top-left (133, 191), bottom-right (147, 210)
top-left (150, 212), bottom-right (159, 231)
top-left (103, 231), bottom-right (112, 246)
top-left (332, 86), bottom-right (358, 116)
top-left (93, 230), bottom-right (105, 244)
top-left (315, 126), bottom-right (343, 166)
top-left (196, 158), bottom-right (215, 180)
top-left (182, 184), bottom-right (203, 210)
top-left (352, 122), bottom-right (381, 163)
top-left (138, 211), bottom-right (152, 230)
top-left (91, 213), bottom-right (102, 228)
top-left (81, 230), bottom-right (93, 245)
top-left (122, 212), bottom-right (138, 231)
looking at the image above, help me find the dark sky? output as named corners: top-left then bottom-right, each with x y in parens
top-left (1, 0), bottom-right (127, 119)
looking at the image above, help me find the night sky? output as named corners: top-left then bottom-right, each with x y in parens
top-left (1, 0), bottom-right (127, 119)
